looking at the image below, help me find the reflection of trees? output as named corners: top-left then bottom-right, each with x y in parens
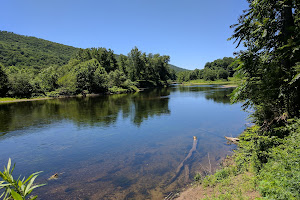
top-left (0, 86), bottom-right (233, 136)
top-left (132, 88), bottom-right (170, 126)
top-left (176, 85), bottom-right (214, 93)
top-left (204, 88), bottom-right (234, 104)
top-left (175, 85), bottom-right (234, 104)
top-left (0, 90), bottom-right (171, 135)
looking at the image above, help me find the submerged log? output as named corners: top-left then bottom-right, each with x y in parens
top-left (184, 165), bottom-right (189, 183)
top-left (169, 136), bottom-right (198, 183)
top-left (225, 136), bottom-right (240, 144)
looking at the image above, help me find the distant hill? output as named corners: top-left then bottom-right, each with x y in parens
top-left (0, 31), bottom-right (78, 69)
top-left (169, 64), bottom-right (188, 72)
top-left (0, 31), bottom-right (187, 72)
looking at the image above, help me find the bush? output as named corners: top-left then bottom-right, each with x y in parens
top-left (258, 119), bottom-right (300, 199)
top-left (0, 158), bottom-right (45, 200)
top-left (233, 119), bottom-right (300, 199)
top-left (108, 86), bottom-right (128, 94)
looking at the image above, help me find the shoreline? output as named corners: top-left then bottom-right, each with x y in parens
top-left (0, 84), bottom-right (237, 104)
top-left (181, 82), bottom-right (238, 88)
top-left (0, 94), bottom-right (102, 104)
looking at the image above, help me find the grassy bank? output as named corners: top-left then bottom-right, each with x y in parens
top-left (177, 118), bottom-right (300, 199)
top-left (0, 86), bottom-right (141, 103)
top-left (177, 158), bottom-right (260, 199)
top-left (0, 97), bottom-right (54, 103)
top-left (181, 77), bottom-right (241, 86)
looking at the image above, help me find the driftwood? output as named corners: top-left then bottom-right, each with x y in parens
top-left (184, 165), bottom-right (189, 183)
top-left (225, 136), bottom-right (240, 144)
top-left (169, 136), bottom-right (198, 183)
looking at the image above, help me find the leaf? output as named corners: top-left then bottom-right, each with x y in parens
top-left (0, 191), bottom-right (4, 199)
top-left (26, 183), bottom-right (46, 195)
top-left (10, 189), bottom-right (23, 200)
top-left (262, 29), bottom-right (267, 37)
top-left (30, 196), bottom-right (38, 200)
top-left (7, 158), bottom-right (11, 173)
top-left (23, 171), bottom-right (42, 184)
top-left (289, 73), bottom-right (300, 85)
top-left (24, 175), bottom-right (38, 195)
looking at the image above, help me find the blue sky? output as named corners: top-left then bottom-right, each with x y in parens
top-left (0, 0), bottom-right (249, 70)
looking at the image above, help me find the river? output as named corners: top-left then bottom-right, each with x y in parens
top-left (0, 84), bottom-right (247, 200)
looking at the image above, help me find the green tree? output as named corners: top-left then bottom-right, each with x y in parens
top-left (108, 69), bottom-right (126, 88)
top-left (230, 0), bottom-right (300, 125)
top-left (0, 63), bottom-right (8, 96)
top-left (74, 59), bottom-right (101, 93)
top-left (127, 47), bottom-right (143, 81)
top-left (217, 68), bottom-right (229, 80)
top-left (203, 68), bottom-right (217, 81)
top-left (6, 67), bottom-right (34, 97)
top-left (75, 48), bottom-right (118, 73)
top-left (36, 66), bottom-right (59, 93)
top-left (57, 73), bottom-right (77, 95)
top-left (93, 66), bottom-right (108, 92)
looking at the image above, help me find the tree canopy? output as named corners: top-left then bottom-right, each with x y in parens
top-left (0, 31), bottom-right (77, 70)
top-left (230, 0), bottom-right (300, 126)
top-left (0, 31), bottom-right (185, 97)
top-left (176, 57), bottom-right (237, 82)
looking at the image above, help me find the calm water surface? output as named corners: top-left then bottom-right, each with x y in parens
top-left (0, 85), bottom-right (248, 200)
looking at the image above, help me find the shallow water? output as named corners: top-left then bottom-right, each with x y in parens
top-left (0, 85), bottom-right (248, 200)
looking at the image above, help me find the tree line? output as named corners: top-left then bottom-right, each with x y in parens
top-left (226, 0), bottom-right (300, 199)
top-left (0, 47), bottom-right (175, 97)
top-left (176, 57), bottom-right (238, 82)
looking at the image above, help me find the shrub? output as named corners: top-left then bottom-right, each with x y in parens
top-left (0, 158), bottom-right (45, 200)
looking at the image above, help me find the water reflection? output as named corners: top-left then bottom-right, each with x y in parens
top-left (0, 86), bottom-right (232, 136)
top-left (0, 85), bottom-right (245, 200)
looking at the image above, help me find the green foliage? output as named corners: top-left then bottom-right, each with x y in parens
top-left (108, 86), bottom-right (128, 94)
top-left (194, 173), bottom-right (202, 182)
top-left (57, 72), bottom-right (77, 95)
top-left (35, 66), bottom-right (59, 93)
top-left (217, 68), bottom-right (229, 80)
top-left (0, 158), bottom-right (45, 200)
top-left (227, 1), bottom-right (300, 199)
top-left (232, 119), bottom-right (300, 199)
top-left (0, 31), bottom-right (176, 98)
top-left (0, 31), bottom-right (77, 69)
top-left (168, 64), bottom-right (187, 73)
top-left (108, 69), bottom-right (127, 88)
top-left (203, 68), bottom-right (217, 81)
top-left (0, 63), bottom-right (9, 97)
top-left (257, 119), bottom-right (300, 199)
top-left (6, 67), bottom-right (34, 98)
top-left (176, 57), bottom-right (237, 82)
top-left (230, 0), bottom-right (300, 125)
top-left (75, 48), bottom-right (118, 73)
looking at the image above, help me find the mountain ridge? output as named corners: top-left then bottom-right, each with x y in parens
top-left (0, 31), bottom-right (187, 72)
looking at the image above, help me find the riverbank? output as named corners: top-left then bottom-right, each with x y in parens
top-left (0, 89), bottom-right (139, 104)
top-left (0, 97), bottom-right (54, 103)
top-left (175, 119), bottom-right (300, 199)
top-left (175, 156), bottom-right (261, 200)
top-left (181, 78), bottom-right (240, 87)
top-left (0, 94), bottom-right (102, 104)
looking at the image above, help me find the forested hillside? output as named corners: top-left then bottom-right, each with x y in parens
top-left (0, 31), bottom-right (182, 97)
top-left (0, 31), bottom-right (77, 69)
top-left (0, 31), bottom-right (183, 72)
top-left (169, 64), bottom-right (188, 72)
